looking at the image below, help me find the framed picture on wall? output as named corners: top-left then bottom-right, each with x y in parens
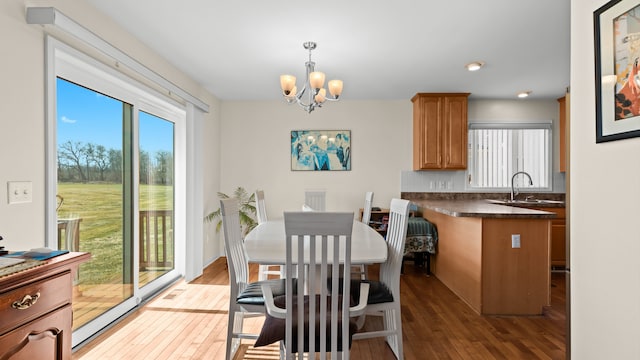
top-left (595, 0), bottom-right (640, 142)
top-left (291, 130), bottom-right (351, 171)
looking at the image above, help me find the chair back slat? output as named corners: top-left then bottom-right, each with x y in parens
top-left (220, 199), bottom-right (249, 296)
top-left (255, 190), bottom-right (268, 224)
top-left (283, 211), bottom-right (354, 359)
top-left (255, 190), bottom-right (285, 281)
top-left (361, 191), bottom-right (374, 224)
top-left (380, 199), bottom-right (411, 291)
top-left (304, 189), bottom-right (326, 212)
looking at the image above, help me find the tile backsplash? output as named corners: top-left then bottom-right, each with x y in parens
top-left (401, 170), bottom-right (566, 193)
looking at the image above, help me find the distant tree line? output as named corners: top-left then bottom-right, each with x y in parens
top-left (57, 140), bottom-right (173, 185)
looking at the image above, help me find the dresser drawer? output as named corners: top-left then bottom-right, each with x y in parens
top-left (0, 304), bottom-right (72, 360)
top-left (0, 271), bottom-right (72, 335)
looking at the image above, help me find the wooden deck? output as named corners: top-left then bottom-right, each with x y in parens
top-left (72, 269), bottom-right (170, 328)
top-left (73, 258), bottom-right (566, 359)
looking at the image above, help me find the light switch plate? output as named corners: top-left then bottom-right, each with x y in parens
top-left (7, 181), bottom-right (32, 204)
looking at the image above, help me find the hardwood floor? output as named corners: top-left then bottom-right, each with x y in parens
top-left (73, 258), bottom-right (566, 359)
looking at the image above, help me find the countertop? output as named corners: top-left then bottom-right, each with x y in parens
top-left (411, 199), bottom-right (558, 219)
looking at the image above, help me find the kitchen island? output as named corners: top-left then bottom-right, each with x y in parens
top-left (409, 199), bottom-right (556, 315)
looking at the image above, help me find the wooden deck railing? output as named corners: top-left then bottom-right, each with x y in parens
top-left (139, 210), bottom-right (173, 270)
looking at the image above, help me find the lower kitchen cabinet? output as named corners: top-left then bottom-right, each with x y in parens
top-left (534, 207), bottom-right (566, 269)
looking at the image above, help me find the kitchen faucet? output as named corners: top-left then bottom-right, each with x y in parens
top-left (511, 171), bottom-right (533, 201)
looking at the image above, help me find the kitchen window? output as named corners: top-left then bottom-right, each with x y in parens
top-left (467, 122), bottom-right (552, 190)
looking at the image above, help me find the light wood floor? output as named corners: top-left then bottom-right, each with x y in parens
top-left (73, 258), bottom-right (566, 359)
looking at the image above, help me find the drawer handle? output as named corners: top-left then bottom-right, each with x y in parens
top-left (11, 292), bottom-right (40, 310)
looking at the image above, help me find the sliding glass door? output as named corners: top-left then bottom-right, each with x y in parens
top-left (51, 40), bottom-right (184, 347)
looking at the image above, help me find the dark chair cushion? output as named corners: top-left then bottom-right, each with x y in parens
top-left (254, 294), bottom-right (357, 352)
top-left (328, 278), bottom-right (394, 305)
top-left (236, 278), bottom-right (297, 306)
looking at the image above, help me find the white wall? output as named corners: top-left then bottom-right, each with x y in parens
top-left (0, 0), bottom-right (222, 265)
top-left (571, 0), bottom-right (640, 358)
top-left (219, 100), bottom-right (413, 243)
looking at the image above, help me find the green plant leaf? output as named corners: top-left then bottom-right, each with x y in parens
top-left (205, 186), bottom-right (257, 235)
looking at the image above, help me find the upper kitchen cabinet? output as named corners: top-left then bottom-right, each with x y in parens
top-left (412, 93), bottom-right (470, 170)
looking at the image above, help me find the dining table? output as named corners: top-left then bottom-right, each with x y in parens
top-left (243, 218), bottom-right (388, 266)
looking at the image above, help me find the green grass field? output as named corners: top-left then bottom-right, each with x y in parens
top-left (57, 182), bottom-right (173, 284)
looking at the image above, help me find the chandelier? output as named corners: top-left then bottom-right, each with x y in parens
top-left (279, 42), bottom-right (343, 113)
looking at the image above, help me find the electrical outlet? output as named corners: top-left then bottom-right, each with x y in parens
top-left (429, 181), bottom-right (435, 189)
top-left (7, 181), bottom-right (32, 204)
top-left (511, 234), bottom-right (521, 248)
top-left (446, 181), bottom-right (453, 190)
top-left (438, 181), bottom-right (445, 189)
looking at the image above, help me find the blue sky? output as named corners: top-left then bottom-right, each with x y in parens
top-left (57, 78), bottom-right (173, 154)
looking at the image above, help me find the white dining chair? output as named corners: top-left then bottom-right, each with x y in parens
top-left (354, 191), bottom-right (374, 280)
top-left (220, 198), bottom-right (291, 360)
top-left (255, 190), bottom-right (283, 281)
top-left (361, 191), bottom-right (374, 225)
top-left (255, 190), bottom-right (268, 224)
top-left (257, 211), bottom-right (370, 360)
top-left (304, 189), bottom-right (326, 212)
top-left (352, 198), bottom-right (410, 360)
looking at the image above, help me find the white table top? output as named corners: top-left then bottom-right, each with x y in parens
top-left (244, 220), bottom-right (388, 265)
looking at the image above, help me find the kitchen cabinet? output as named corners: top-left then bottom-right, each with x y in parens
top-left (411, 93), bottom-right (470, 170)
top-left (417, 202), bottom-right (552, 315)
top-left (0, 252), bottom-right (90, 360)
top-left (421, 201), bottom-right (551, 315)
top-left (534, 207), bottom-right (566, 268)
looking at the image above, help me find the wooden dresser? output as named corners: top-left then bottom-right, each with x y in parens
top-left (0, 252), bottom-right (90, 359)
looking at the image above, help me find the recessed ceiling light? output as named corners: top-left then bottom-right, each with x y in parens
top-left (465, 61), bottom-right (485, 71)
top-left (517, 91), bottom-right (532, 98)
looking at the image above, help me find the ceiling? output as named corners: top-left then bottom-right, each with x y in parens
top-left (84, 0), bottom-right (570, 102)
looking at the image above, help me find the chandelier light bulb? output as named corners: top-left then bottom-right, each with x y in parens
top-left (283, 86), bottom-right (298, 103)
top-left (309, 71), bottom-right (325, 90)
top-left (328, 80), bottom-right (343, 98)
top-left (280, 75), bottom-right (296, 95)
top-left (315, 88), bottom-right (327, 103)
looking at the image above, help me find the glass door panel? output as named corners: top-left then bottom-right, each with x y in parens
top-left (56, 78), bottom-right (133, 330)
top-left (138, 111), bottom-right (175, 287)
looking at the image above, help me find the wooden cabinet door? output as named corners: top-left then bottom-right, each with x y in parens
top-left (442, 95), bottom-right (468, 169)
top-left (412, 93), bottom-right (469, 170)
top-left (413, 95), bottom-right (442, 169)
top-left (0, 305), bottom-right (72, 360)
top-left (533, 207), bottom-right (566, 268)
top-left (551, 222), bottom-right (566, 267)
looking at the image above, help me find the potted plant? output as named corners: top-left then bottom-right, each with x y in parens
top-left (205, 186), bottom-right (257, 237)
